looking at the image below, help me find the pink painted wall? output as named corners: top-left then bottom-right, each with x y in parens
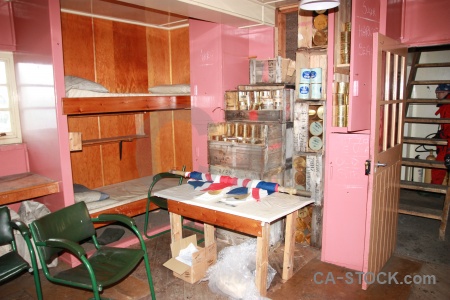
top-left (11, 0), bottom-right (73, 212)
top-left (402, 0), bottom-right (450, 47)
top-left (189, 19), bottom-right (274, 172)
top-left (0, 144), bottom-right (29, 177)
top-left (248, 26), bottom-right (275, 59)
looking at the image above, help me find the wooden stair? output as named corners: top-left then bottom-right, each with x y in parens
top-left (401, 46), bottom-right (450, 241)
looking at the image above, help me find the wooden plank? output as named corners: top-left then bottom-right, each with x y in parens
top-left (403, 137), bottom-right (447, 146)
top-left (93, 18), bottom-right (116, 91)
top-left (255, 222), bottom-right (270, 297)
top-left (170, 27), bottom-right (190, 84)
top-left (62, 96), bottom-right (191, 115)
top-left (68, 132), bottom-right (82, 151)
top-left (400, 180), bottom-right (447, 194)
top-left (0, 173), bottom-right (59, 205)
top-left (173, 110), bottom-right (193, 171)
top-left (61, 13), bottom-right (95, 80)
top-left (398, 203), bottom-right (442, 220)
top-left (204, 224), bottom-right (215, 247)
top-left (168, 200), bottom-right (263, 237)
top-left (169, 211), bottom-right (183, 242)
top-left (151, 111), bottom-right (175, 173)
top-left (100, 115), bottom-right (139, 185)
top-left (282, 210), bottom-right (297, 280)
top-left (402, 157), bottom-right (446, 169)
top-left (82, 134), bottom-right (148, 146)
top-left (404, 117), bottom-right (450, 124)
top-left (411, 80), bottom-right (450, 85)
top-left (113, 22), bottom-right (148, 93)
top-left (90, 199), bottom-right (159, 228)
top-left (136, 112), bottom-right (153, 177)
top-left (147, 27), bottom-right (170, 88)
top-left (70, 146), bottom-right (104, 188)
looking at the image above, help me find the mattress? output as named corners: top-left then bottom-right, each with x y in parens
top-left (86, 176), bottom-right (182, 214)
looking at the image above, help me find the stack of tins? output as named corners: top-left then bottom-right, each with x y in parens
top-left (295, 205), bottom-right (314, 244)
top-left (340, 22), bottom-right (351, 64)
top-left (332, 81), bottom-right (349, 127)
top-left (312, 10), bottom-right (328, 47)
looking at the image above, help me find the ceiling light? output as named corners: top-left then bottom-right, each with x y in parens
top-left (299, 0), bottom-right (340, 11)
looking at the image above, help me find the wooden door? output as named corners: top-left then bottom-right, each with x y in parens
top-left (362, 33), bottom-right (407, 289)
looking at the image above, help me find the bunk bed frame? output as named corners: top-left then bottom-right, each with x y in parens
top-left (63, 94), bottom-right (191, 228)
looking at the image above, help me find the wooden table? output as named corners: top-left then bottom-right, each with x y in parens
top-left (155, 184), bottom-right (313, 296)
top-left (0, 172), bottom-right (59, 205)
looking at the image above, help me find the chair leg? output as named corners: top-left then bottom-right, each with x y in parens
top-left (144, 200), bottom-right (171, 239)
top-left (143, 254), bottom-right (156, 300)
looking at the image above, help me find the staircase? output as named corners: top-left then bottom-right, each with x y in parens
top-left (401, 45), bottom-right (450, 241)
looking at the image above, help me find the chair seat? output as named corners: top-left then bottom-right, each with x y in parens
top-left (54, 247), bottom-right (145, 289)
top-left (0, 251), bottom-right (30, 283)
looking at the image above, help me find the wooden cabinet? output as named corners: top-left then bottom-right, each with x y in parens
top-left (0, 1), bottom-right (15, 51)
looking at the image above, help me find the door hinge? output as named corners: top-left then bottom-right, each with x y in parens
top-left (365, 160), bottom-right (371, 175)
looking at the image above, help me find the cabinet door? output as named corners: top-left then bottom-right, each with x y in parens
top-left (321, 132), bottom-right (369, 270)
top-left (348, 0), bottom-right (380, 131)
top-left (0, 2), bottom-right (15, 51)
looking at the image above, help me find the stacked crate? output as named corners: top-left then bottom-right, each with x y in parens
top-left (208, 84), bottom-right (294, 184)
top-left (207, 83), bottom-right (294, 247)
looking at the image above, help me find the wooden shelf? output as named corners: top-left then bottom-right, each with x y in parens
top-left (82, 134), bottom-right (149, 146)
top-left (0, 172), bottom-right (59, 205)
top-left (62, 95), bottom-right (191, 115)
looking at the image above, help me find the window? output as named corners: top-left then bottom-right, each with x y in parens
top-left (0, 51), bottom-right (21, 144)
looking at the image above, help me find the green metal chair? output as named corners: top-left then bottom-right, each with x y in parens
top-left (0, 206), bottom-right (42, 300)
top-left (144, 171), bottom-right (204, 241)
top-left (29, 202), bottom-right (155, 300)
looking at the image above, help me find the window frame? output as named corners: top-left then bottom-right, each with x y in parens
top-left (0, 51), bottom-right (22, 145)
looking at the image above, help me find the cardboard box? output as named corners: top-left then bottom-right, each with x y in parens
top-left (163, 235), bottom-right (217, 284)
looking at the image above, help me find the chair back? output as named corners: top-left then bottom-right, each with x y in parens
top-left (0, 207), bottom-right (14, 246)
top-left (148, 172), bottom-right (183, 208)
top-left (30, 202), bottom-right (95, 263)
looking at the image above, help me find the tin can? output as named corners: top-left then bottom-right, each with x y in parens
top-left (310, 83), bottom-right (322, 99)
top-left (309, 136), bottom-right (323, 151)
top-left (337, 82), bottom-right (349, 95)
top-left (300, 68), bottom-right (311, 83)
top-left (298, 83), bottom-right (310, 99)
top-left (310, 67), bottom-right (322, 84)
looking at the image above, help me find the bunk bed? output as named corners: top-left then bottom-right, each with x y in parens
top-left (62, 78), bottom-right (191, 227)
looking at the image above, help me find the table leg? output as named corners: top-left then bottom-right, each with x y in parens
top-left (169, 212), bottom-right (182, 243)
top-left (282, 210), bottom-right (298, 280)
top-left (204, 223), bottom-right (215, 246)
top-left (255, 222), bottom-right (270, 296)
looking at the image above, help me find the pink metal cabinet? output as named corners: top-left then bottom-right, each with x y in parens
top-left (189, 19), bottom-right (274, 172)
top-left (322, 0), bottom-right (380, 269)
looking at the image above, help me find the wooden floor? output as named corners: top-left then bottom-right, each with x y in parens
top-left (1, 227), bottom-right (449, 300)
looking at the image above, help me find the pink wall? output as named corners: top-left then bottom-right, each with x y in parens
top-left (11, 0), bottom-right (73, 212)
top-left (402, 0), bottom-right (450, 47)
top-left (189, 20), bottom-right (274, 172)
top-left (248, 26), bottom-right (275, 59)
top-left (0, 144), bottom-right (29, 177)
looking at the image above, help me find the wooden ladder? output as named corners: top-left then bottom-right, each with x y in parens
top-left (401, 46), bottom-right (450, 241)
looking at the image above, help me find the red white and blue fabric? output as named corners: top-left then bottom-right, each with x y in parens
top-left (185, 171), bottom-right (277, 201)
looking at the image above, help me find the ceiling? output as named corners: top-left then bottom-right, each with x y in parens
top-left (60, 0), bottom-right (299, 29)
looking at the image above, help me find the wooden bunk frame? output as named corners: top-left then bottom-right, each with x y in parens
top-left (63, 95), bottom-right (191, 227)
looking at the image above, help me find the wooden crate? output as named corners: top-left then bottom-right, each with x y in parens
top-left (294, 101), bottom-right (325, 153)
top-left (295, 50), bottom-right (328, 100)
top-left (249, 56), bottom-right (296, 84)
top-left (209, 165), bottom-right (285, 185)
top-left (207, 122), bottom-right (287, 173)
top-left (291, 153), bottom-right (323, 204)
top-left (298, 9), bottom-right (329, 49)
top-left (225, 84), bottom-right (294, 123)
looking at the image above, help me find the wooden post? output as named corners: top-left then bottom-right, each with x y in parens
top-left (283, 210), bottom-right (298, 280)
top-left (255, 222), bottom-right (270, 296)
